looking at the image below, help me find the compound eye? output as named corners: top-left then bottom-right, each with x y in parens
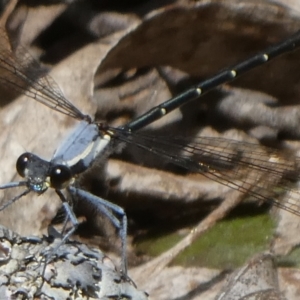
top-left (16, 153), bottom-right (31, 177)
top-left (50, 165), bottom-right (72, 189)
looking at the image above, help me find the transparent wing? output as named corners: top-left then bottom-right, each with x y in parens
top-left (0, 30), bottom-right (88, 120)
top-left (111, 128), bottom-right (300, 216)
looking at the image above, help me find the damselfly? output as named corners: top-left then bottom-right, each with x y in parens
top-left (1, 27), bottom-right (300, 278)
